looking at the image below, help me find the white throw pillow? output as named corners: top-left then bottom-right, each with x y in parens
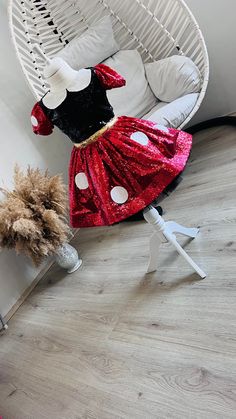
top-left (104, 50), bottom-right (157, 118)
top-left (145, 55), bottom-right (201, 102)
top-left (56, 16), bottom-right (119, 70)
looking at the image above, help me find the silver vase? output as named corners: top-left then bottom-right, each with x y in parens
top-left (55, 243), bottom-right (82, 273)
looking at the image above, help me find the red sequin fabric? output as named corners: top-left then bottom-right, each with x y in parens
top-left (70, 116), bottom-right (192, 227)
top-left (31, 102), bottom-right (54, 135)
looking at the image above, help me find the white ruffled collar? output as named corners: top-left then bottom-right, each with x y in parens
top-left (42, 68), bottom-right (92, 109)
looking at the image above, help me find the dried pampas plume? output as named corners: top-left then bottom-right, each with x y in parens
top-left (0, 165), bottom-right (71, 266)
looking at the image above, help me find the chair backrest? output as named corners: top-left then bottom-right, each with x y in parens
top-left (8, 0), bottom-right (209, 128)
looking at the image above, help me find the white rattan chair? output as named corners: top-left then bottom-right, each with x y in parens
top-left (8, 0), bottom-right (208, 278)
top-left (8, 0), bottom-right (209, 129)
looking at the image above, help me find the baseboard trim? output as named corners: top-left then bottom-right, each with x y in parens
top-left (3, 259), bottom-right (54, 325)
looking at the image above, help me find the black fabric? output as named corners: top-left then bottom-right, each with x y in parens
top-left (40, 69), bottom-right (114, 143)
top-left (186, 116), bottom-right (236, 134)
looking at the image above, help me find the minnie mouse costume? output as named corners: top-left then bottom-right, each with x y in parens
top-left (31, 64), bottom-right (192, 227)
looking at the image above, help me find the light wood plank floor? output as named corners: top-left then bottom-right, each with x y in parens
top-left (1, 125), bottom-right (236, 419)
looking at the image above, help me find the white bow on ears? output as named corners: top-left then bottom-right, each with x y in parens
top-left (33, 44), bottom-right (92, 109)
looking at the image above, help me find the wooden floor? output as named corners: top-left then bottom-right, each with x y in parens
top-left (1, 125), bottom-right (236, 419)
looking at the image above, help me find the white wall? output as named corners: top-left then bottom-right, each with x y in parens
top-left (0, 2), bottom-right (72, 318)
top-left (185, 0), bottom-right (236, 123)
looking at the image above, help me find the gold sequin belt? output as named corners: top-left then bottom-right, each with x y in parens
top-left (74, 116), bottom-right (118, 149)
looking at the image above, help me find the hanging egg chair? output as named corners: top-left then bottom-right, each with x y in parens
top-left (8, 0), bottom-right (209, 129)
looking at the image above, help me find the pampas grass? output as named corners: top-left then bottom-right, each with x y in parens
top-left (0, 165), bottom-right (70, 266)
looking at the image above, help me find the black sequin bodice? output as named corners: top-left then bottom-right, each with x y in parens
top-left (40, 69), bottom-right (114, 143)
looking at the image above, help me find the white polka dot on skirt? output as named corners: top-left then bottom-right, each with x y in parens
top-left (110, 186), bottom-right (129, 204)
top-left (154, 124), bottom-right (169, 133)
top-left (130, 131), bottom-right (149, 145)
top-left (75, 172), bottom-right (89, 190)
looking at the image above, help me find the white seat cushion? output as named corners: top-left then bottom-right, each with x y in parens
top-left (56, 16), bottom-right (119, 70)
top-left (142, 93), bottom-right (199, 128)
top-left (104, 50), bottom-right (157, 118)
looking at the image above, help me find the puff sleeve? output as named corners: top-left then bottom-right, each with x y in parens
top-left (94, 63), bottom-right (126, 90)
top-left (31, 102), bottom-right (54, 136)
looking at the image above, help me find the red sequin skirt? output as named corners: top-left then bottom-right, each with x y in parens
top-left (69, 116), bottom-right (192, 227)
